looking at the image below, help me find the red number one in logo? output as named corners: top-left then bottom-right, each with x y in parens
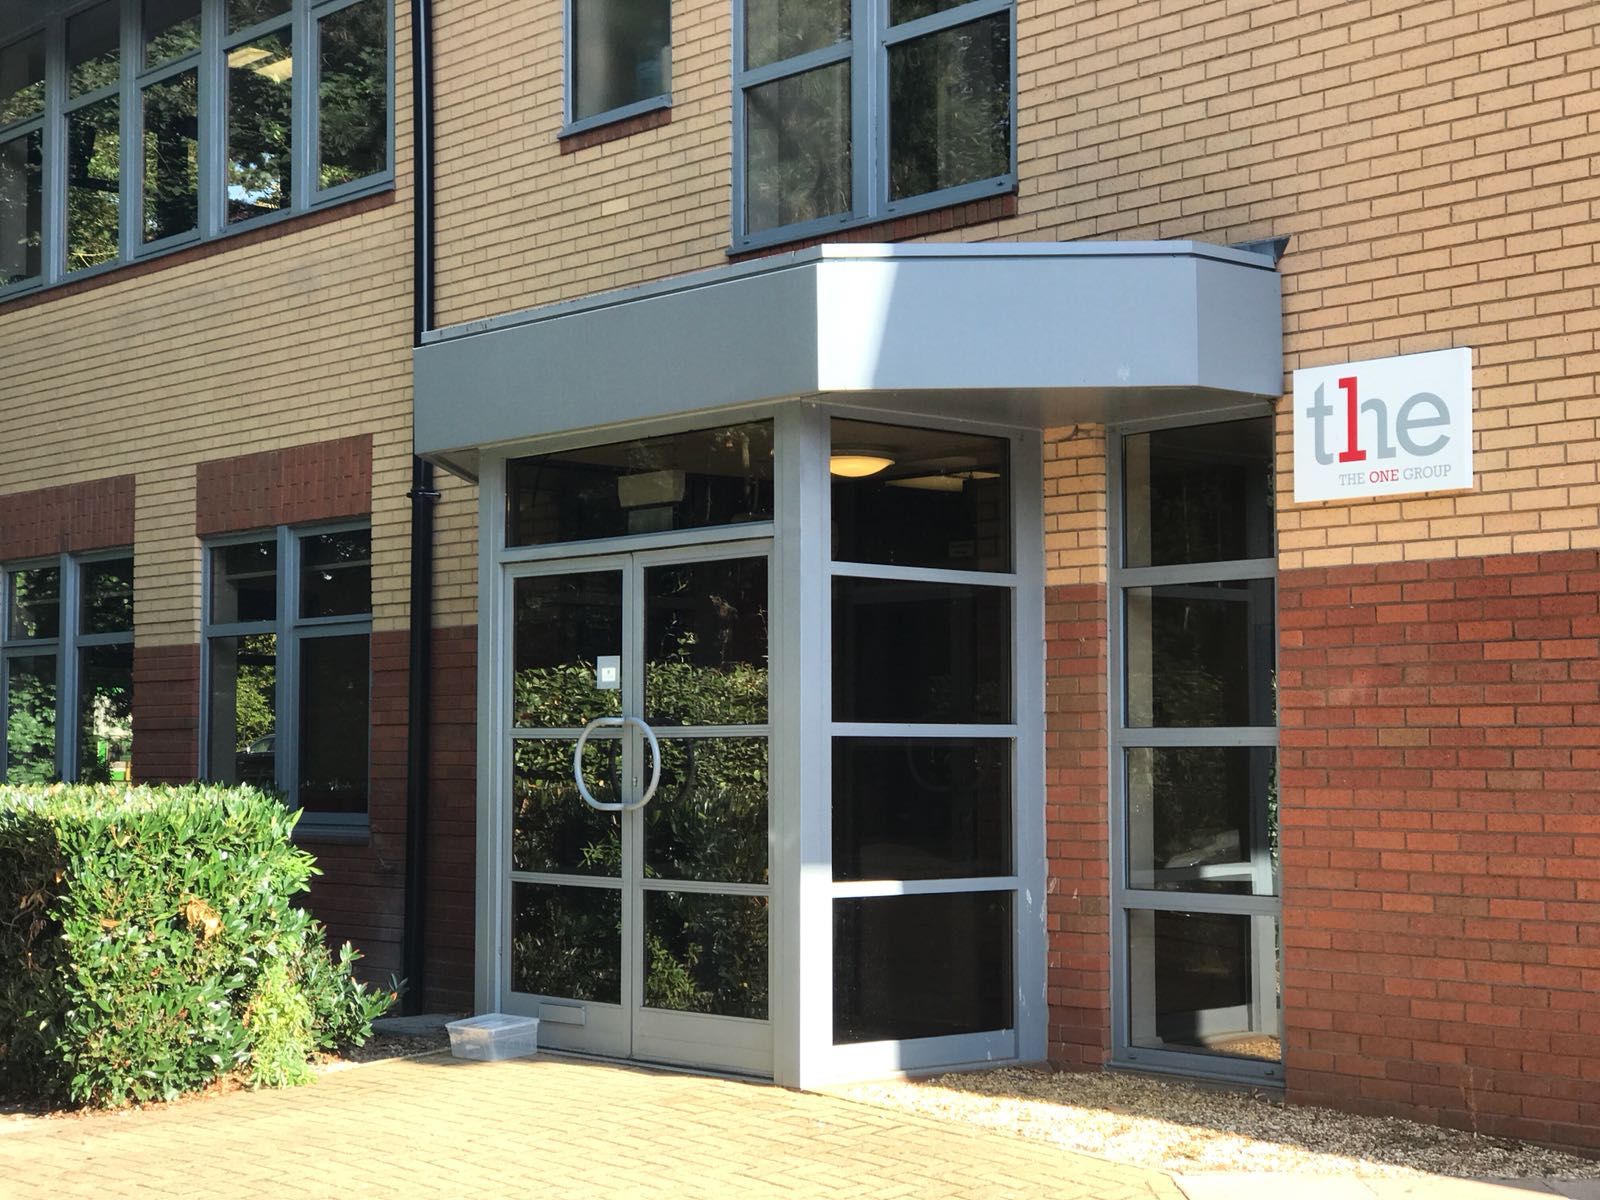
top-left (1337, 375), bottom-right (1366, 462)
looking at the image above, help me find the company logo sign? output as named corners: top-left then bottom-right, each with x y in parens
top-left (1292, 347), bottom-right (1473, 503)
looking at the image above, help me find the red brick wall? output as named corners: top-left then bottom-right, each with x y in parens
top-left (1045, 582), bottom-right (1112, 1069)
top-left (194, 434), bottom-right (372, 536)
top-left (1279, 549), bottom-right (1600, 1152)
top-left (131, 645), bottom-right (200, 784)
top-left (0, 475), bottom-right (135, 560)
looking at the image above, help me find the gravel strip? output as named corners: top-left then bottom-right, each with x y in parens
top-left (832, 1068), bottom-right (1600, 1180)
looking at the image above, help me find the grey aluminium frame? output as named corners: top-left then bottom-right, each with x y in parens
top-left (558, 0), bottom-right (671, 138)
top-left (1105, 410), bottom-right (1283, 1086)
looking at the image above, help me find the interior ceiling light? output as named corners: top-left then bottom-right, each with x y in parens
top-left (226, 46), bottom-right (272, 68)
top-left (887, 469), bottom-right (1001, 492)
top-left (828, 452), bottom-right (896, 478)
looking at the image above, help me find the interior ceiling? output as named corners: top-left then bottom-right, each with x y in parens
top-left (3, 2), bottom-right (60, 40)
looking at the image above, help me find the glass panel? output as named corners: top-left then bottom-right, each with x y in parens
top-left (1127, 747), bottom-right (1277, 896)
top-left (81, 558), bottom-right (134, 635)
top-left (512, 736), bottom-right (622, 876)
top-left (508, 423), bottom-right (774, 547)
top-left (570, 0), bottom-right (670, 121)
top-left (317, 0), bottom-right (389, 190)
top-left (227, 29), bottom-right (293, 223)
top-left (206, 633), bottom-right (277, 788)
top-left (0, 130), bottom-right (42, 285)
top-left (67, 1), bottom-right (121, 99)
top-left (1125, 579), bottom-right (1274, 728)
top-left (0, 33), bottom-right (46, 126)
top-left (831, 420), bottom-right (1010, 572)
top-left (645, 557), bottom-right (767, 727)
top-left (889, 0), bottom-right (966, 24)
top-left (511, 881), bottom-right (622, 1004)
top-left (78, 644), bottom-right (133, 784)
top-left (210, 540), bottom-right (277, 624)
top-left (67, 96), bottom-right (121, 272)
top-left (300, 529), bottom-right (372, 618)
top-left (1127, 909), bottom-right (1281, 1062)
top-left (744, 62), bottom-right (850, 235)
top-left (1124, 419), bottom-right (1275, 569)
top-left (833, 577), bottom-right (1011, 724)
top-left (513, 572), bottom-right (623, 728)
top-left (644, 891), bottom-right (768, 1019)
top-left (144, 0), bottom-right (203, 67)
top-left (229, 0), bottom-right (292, 34)
top-left (832, 737), bottom-right (1010, 881)
top-left (4, 654), bottom-right (58, 784)
top-left (833, 891), bottom-right (1012, 1043)
top-left (7, 566), bottom-right (60, 640)
top-left (744, 0), bottom-right (847, 70)
top-left (645, 738), bottom-right (768, 885)
top-left (888, 15), bottom-right (1010, 202)
top-left (143, 69), bottom-right (200, 243)
top-left (298, 634), bottom-right (369, 813)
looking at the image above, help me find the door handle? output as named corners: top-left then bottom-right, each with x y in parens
top-left (573, 715), bottom-right (662, 812)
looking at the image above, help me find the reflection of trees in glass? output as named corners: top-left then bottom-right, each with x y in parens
top-left (78, 648), bottom-right (133, 784)
top-left (646, 738), bottom-right (767, 885)
top-left (67, 2), bottom-right (121, 99)
top-left (67, 97), bottom-right (121, 271)
top-left (143, 71), bottom-right (200, 243)
top-left (229, 0), bottom-right (292, 35)
top-left (744, 0), bottom-right (848, 70)
top-left (745, 63), bottom-right (851, 234)
top-left (0, 34), bottom-right (46, 125)
top-left (318, 0), bottom-right (388, 190)
top-left (227, 31), bottom-right (293, 221)
top-left (5, 657), bottom-right (58, 785)
top-left (888, 15), bottom-right (1010, 201)
top-left (9, 567), bottom-right (60, 639)
top-left (645, 893), bottom-right (768, 1018)
top-left (235, 633), bottom-right (277, 750)
top-left (0, 131), bottom-right (43, 284)
top-left (81, 560), bottom-right (134, 634)
top-left (144, 0), bottom-right (202, 67)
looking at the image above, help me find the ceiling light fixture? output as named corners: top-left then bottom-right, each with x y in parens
top-left (828, 452), bottom-right (896, 478)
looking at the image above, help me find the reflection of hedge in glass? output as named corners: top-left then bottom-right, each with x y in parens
top-left (645, 892), bottom-right (768, 1018)
top-left (511, 882), bottom-right (622, 1004)
top-left (511, 737), bottom-right (622, 876)
top-left (78, 646), bottom-right (134, 784)
top-left (318, 0), bottom-right (389, 190)
top-left (5, 657), bottom-right (58, 785)
top-left (645, 739), bottom-right (767, 885)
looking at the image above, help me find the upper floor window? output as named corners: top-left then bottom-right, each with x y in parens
top-left (0, 0), bottom-right (392, 298)
top-left (567, 0), bottom-right (671, 133)
top-left (732, 0), bottom-right (1012, 248)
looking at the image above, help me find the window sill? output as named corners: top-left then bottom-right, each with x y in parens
top-left (558, 99), bottom-right (672, 155)
top-left (292, 819), bottom-right (371, 847)
top-left (727, 188), bottom-right (1018, 263)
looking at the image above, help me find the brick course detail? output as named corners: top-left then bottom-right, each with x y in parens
top-left (1279, 548), bottom-right (1600, 1152)
top-left (131, 644), bottom-right (199, 785)
top-left (194, 434), bottom-right (373, 537)
top-left (0, 475), bottom-right (135, 561)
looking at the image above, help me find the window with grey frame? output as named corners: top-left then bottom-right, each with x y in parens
top-left (1, 553), bottom-right (135, 786)
top-left (203, 523), bottom-right (371, 824)
top-left (564, 0), bottom-right (671, 133)
top-left (1111, 416), bottom-right (1282, 1080)
top-left (733, 0), bottom-right (1013, 247)
top-left (0, 0), bottom-right (391, 296)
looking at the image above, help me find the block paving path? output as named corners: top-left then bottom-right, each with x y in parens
top-left (0, 1052), bottom-right (1183, 1199)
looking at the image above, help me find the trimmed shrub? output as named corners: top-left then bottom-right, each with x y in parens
top-left (0, 784), bottom-right (394, 1106)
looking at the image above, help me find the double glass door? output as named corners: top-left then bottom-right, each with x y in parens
top-left (502, 542), bottom-right (772, 1075)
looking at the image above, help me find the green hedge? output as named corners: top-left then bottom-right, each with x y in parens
top-left (0, 784), bottom-right (394, 1106)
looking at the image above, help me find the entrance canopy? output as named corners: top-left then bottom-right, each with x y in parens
top-left (414, 242), bottom-right (1283, 478)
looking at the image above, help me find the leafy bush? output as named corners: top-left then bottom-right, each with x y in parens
top-left (0, 784), bottom-right (395, 1106)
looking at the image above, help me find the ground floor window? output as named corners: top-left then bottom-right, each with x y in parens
top-left (0, 553), bottom-right (134, 784)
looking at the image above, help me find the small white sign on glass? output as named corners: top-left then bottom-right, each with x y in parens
top-left (1292, 347), bottom-right (1473, 503)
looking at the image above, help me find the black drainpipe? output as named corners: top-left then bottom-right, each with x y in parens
top-left (402, 0), bottom-right (439, 1017)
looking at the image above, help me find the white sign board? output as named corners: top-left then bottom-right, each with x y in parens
top-left (1292, 347), bottom-right (1473, 503)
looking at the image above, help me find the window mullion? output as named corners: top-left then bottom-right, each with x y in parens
top-left (277, 526), bottom-right (298, 807)
top-left (851, 0), bottom-right (874, 222)
top-left (42, 14), bottom-right (66, 284)
top-left (58, 555), bottom-right (80, 782)
top-left (121, 0), bottom-right (140, 265)
top-left (292, 0), bottom-right (313, 213)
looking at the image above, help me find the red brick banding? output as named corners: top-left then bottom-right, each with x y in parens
top-left (131, 644), bottom-right (200, 785)
top-left (195, 434), bottom-right (372, 536)
top-left (559, 106), bottom-right (672, 155)
top-left (0, 475), bottom-right (135, 561)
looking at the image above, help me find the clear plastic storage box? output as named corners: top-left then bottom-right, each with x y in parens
top-left (446, 1013), bottom-right (540, 1062)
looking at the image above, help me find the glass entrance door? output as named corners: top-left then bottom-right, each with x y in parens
top-left (502, 544), bottom-right (772, 1076)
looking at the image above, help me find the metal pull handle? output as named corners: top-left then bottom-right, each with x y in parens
top-left (573, 715), bottom-right (662, 812)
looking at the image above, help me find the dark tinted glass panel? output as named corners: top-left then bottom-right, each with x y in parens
top-left (66, 96), bottom-right (120, 272)
top-left (227, 29), bottom-right (292, 223)
top-left (145, 0), bottom-right (202, 67)
top-left (143, 70), bottom-right (199, 243)
top-left (508, 423), bottom-right (773, 547)
top-left (0, 130), bottom-right (43, 285)
top-left (67, 1), bottom-right (120, 98)
top-left (833, 891), bottom-right (1012, 1043)
top-left (512, 882), bottom-right (621, 1004)
top-left (206, 634), bottom-right (276, 787)
top-left (81, 558), bottom-right (134, 634)
top-left (513, 572), bottom-right (623, 728)
top-left (8, 566), bottom-right (60, 639)
top-left (645, 557), bottom-right (767, 727)
top-left (833, 578), bottom-right (1010, 723)
top-left (79, 644), bottom-right (133, 783)
top-left (1125, 579), bottom-right (1274, 727)
top-left (889, 0), bottom-right (967, 24)
top-left (210, 540), bottom-right (277, 624)
top-left (831, 420), bottom-right (1010, 572)
top-left (230, 0), bottom-right (291, 34)
top-left (318, 0), bottom-right (389, 189)
top-left (1124, 419), bottom-right (1274, 569)
top-left (1127, 747), bottom-right (1276, 896)
top-left (888, 16), bottom-right (1010, 202)
top-left (644, 892), bottom-right (768, 1018)
top-left (1128, 909), bottom-right (1280, 1062)
top-left (833, 738), bottom-right (1009, 881)
top-left (300, 529), bottom-right (372, 618)
top-left (0, 33), bottom-right (46, 126)
top-left (512, 736), bottom-right (622, 876)
top-left (745, 0), bottom-right (847, 69)
top-left (298, 634), bottom-right (369, 813)
top-left (645, 738), bottom-right (768, 885)
top-left (571, 0), bottom-right (670, 121)
top-left (745, 63), bottom-right (849, 235)
top-left (4, 654), bottom-right (57, 784)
